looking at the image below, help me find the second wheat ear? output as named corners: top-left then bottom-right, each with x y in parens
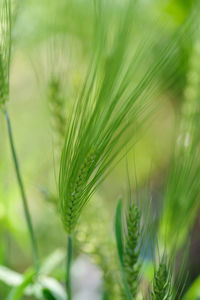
top-left (124, 203), bottom-right (142, 299)
top-left (115, 198), bottom-right (143, 300)
top-left (151, 258), bottom-right (173, 300)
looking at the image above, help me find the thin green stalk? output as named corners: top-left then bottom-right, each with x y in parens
top-left (102, 291), bottom-right (109, 300)
top-left (66, 234), bottom-right (72, 300)
top-left (4, 109), bottom-right (39, 271)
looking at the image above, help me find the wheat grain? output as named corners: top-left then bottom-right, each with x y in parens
top-left (124, 203), bottom-right (141, 299)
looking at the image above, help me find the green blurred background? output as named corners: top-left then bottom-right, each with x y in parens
top-left (0, 0), bottom-right (199, 299)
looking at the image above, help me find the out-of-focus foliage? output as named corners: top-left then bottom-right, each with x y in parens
top-left (160, 24), bottom-right (200, 251)
top-left (0, 0), bottom-right (200, 299)
top-left (183, 276), bottom-right (200, 300)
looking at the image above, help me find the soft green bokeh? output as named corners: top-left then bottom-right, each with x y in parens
top-left (0, 0), bottom-right (200, 299)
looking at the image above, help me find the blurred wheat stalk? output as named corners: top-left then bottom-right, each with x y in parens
top-left (160, 19), bottom-right (200, 251)
top-left (0, 0), bottom-right (39, 270)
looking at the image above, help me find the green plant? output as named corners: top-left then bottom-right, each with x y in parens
top-left (151, 258), bottom-right (173, 300)
top-left (0, 0), bottom-right (39, 271)
top-left (47, 76), bottom-right (66, 146)
top-left (160, 25), bottom-right (200, 251)
top-left (124, 203), bottom-right (141, 299)
top-left (0, 1), bottom-right (200, 299)
top-left (0, 0), bottom-right (11, 108)
top-left (115, 197), bottom-right (143, 300)
top-left (57, 1), bottom-right (198, 297)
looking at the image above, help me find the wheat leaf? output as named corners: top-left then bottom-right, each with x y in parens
top-left (6, 269), bottom-right (35, 300)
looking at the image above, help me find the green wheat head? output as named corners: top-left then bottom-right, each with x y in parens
top-left (0, 0), bottom-right (11, 108)
top-left (36, 36), bottom-right (69, 149)
top-left (124, 203), bottom-right (141, 299)
top-left (58, 0), bottom-right (195, 234)
top-left (60, 147), bottom-right (96, 233)
top-left (47, 76), bottom-right (66, 146)
top-left (115, 191), bottom-right (145, 300)
top-left (151, 258), bottom-right (172, 300)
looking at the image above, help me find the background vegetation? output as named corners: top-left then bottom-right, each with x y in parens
top-left (0, 0), bottom-right (200, 299)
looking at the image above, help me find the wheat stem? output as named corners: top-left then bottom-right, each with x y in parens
top-left (66, 234), bottom-right (72, 300)
top-left (102, 291), bottom-right (109, 300)
top-left (4, 109), bottom-right (39, 271)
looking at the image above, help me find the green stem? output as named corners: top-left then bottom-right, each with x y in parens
top-left (4, 109), bottom-right (39, 271)
top-left (66, 234), bottom-right (72, 300)
top-left (102, 291), bottom-right (109, 300)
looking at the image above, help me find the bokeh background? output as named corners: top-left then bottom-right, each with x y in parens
top-left (0, 0), bottom-right (199, 299)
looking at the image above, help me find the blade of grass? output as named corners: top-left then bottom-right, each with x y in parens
top-left (6, 269), bottom-right (35, 300)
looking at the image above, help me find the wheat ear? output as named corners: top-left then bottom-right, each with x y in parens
top-left (151, 258), bottom-right (172, 300)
